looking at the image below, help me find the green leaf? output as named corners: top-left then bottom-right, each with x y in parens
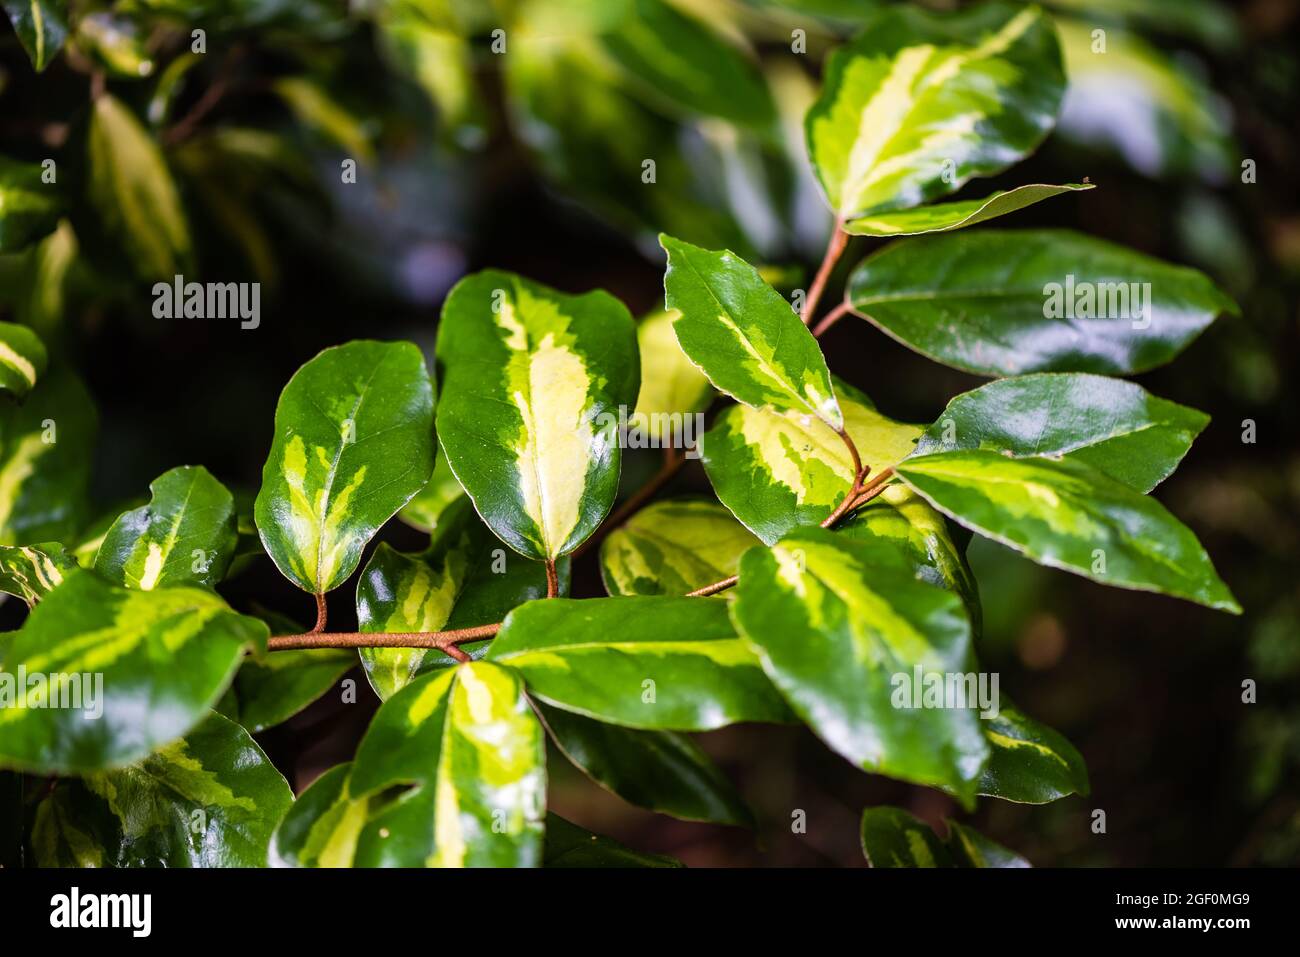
top-left (85, 94), bottom-right (192, 279)
top-left (599, 0), bottom-right (775, 130)
top-left (661, 234), bottom-right (841, 428)
top-left (32, 711), bottom-right (291, 867)
top-left (805, 3), bottom-right (1064, 219)
top-left (845, 229), bottom-right (1238, 377)
top-left (0, 157), bottom-right (61, 253)
top-left (347, 661), bottom-right (546, 867)
top-left (74, 12), bottom-right (155, 79)
top-left (844, 183), bottom-right (1092, 237)
top-left (860, 806), bottom-right (1028, 867)
top-left (838, 486), bottom-right (981, 634)
top-left (435, 270), bottom-right (639, 561)
top-left (978, 704), bottom-right (1089, 804)
top-left (633, 308), bottom-right (712, 440)
top-left (94, 465), bottom-right (239, 590)
top-left (912, 372), bottom-right (1208, 493)
top-left (377, 14), bottom-right (485, 148)
top-left (356, 497), bottom-right (556, 700)
top-left (489, 596), bottom-right (791, 731)
top-left (255, 340), bottom-right (435, 595)
top-left (231, 647), bottom-right (354, 734)
top-left (0, 541), bottom-right (76, 607)
top-left (701, 376), bottom-right (920, 544)
top-left (269, 762), bottom-right (376, 868)
top-left (733, 529), bottom-right (987, 803)
top-left (2, 0), bottom-right (68, 71)
top-left (397, 453), bottom-right (464, 533)
top-left (0, 569), bottom-right (268, 773)
top-left (537, 701), bottom-right (753, 827)
top-left (599, 499), bottom-right (759, 597)
top-left (0, 366), bottom-right (97, 545)
top-left (896, 450), bottom-right (1240, 612)
top-left (273, 77), bottom-right (376, 164)
top-left (543, 812), bottom-right (682, 868)
top-left (0, 321), bottom-right (48, 401)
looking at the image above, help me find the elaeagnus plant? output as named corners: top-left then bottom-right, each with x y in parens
top-left (0, 1), bottom-right (1240, 868)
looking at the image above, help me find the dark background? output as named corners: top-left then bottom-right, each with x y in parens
top-left (2, 0), bottom-right (1297, 866)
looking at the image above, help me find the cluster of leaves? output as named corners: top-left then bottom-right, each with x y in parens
top-left (0, 2), bottom-right (1241, 867)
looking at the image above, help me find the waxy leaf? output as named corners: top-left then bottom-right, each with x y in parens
top-left (978, 704), bottom-right (1089, 804)
top-left (0, 541), bottom-right (76, 607)
top-left (544, 813), bottom-right (682, 868)
top-left (0, 366), bottom-right (97, 545)
top-left (839, 486), bottom-right (981, 634)
top-left (2, 0), bottom-right (69, 72)
top-left (230, 647), bottom-right (354, 734)
top-left (633, 308), bottom-right (712, 442)
top-left (0, 158), bottom-right (61, 253)
top-left (85, 94), bottom-right (192, 279)
top-left (94, 465), bottom-right (238, 590)
top-left (537, 701), bottom-right (753, 827)
top-left (0, 569), bottom-right (268, 773)
top-left (599, 499), bottom-right (759, 597)
top-left (913, 373), bottom-right (1207, 493)
top-left (860, 806), bottom-right (1028, 868)
top-left (846, 229), bottom-right (1238, 376)
top-left (356, 496), bottom-right (558, 699)
top-left (348, 661), bottom-right (547, 867)
top-left (0, 321), bottom-right (48, 401)
top-left (806, 4), bottom-right (1064, 219)
top-left (270, 762), bottom-right (375, 868)
top-left (600, 0), bottom-right (776, 130)
top-left (733, 529), bottom-right (988, 802)
top-left (397, 454), bottom-right (464, 533)
top-left (32, 711), bottom-right (291, 867)
top-left (844, 183), bottom-right (1092, 237)
top-left (255, 340), bottom-right (435, 595)
top-left (436, 271), bottom-right (639, 561)
top-left (702, 377), bottom-right (920, 544)
top-left (489, 596), bottom-right (791, 730)
top-left (896, 451), bottom-right (1240, 612)
top-left (662, 235), bottom-right (840, 429)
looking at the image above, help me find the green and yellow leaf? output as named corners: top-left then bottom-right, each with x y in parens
top-left (844, 183), bottom-right (1092, 236)
top-left (0, 541), bottom-right (76, 607)
top-left (860, 806), bottom-right (1029, 868)
top-left (633, 308), bottom-right (712, 443)
top-left (977, 703), bottom-right (1089, 804)
top-left (0, 157), bottom-right (62, 254)
top-left (2, 0), bottom-right (69, 72)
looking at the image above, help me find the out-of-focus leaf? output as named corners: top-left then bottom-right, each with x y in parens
top-left (273, 77), bottom-right (376, 164)
top-left (398, 453), bottom-right (463, 533)
top-left (0, 157), bottom-right (61, 253)
top-left (74, 13), bottom-right (154, 78)
top-left (633, 308), bottom-right (712, 442)
top-left (0, 541), bottom-right (76, 607)
top-left (543, 812), bottom-right (683, 867)
top-left (0, 321), bottom-right (48, 400)
top-left (377, 14), bottom-right (485, 148)
top-left (231, 647), bottom-right (354, 734)
top-left (977, 704), bottom-right (1090, 804)
top-left (14, 220), bottom-right (76, 338)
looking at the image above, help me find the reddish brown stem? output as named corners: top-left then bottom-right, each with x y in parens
top-left (802, 225), bottom-right (849, 325)
top-left (545, 559), bottom-right (559, 599)
top-left (687, 575), bottom-right (738, 598)
top-left (266, 623), bottom-right (500, 656)
top-left (812, 302), bottom-right (850, 338)
top-left (311, 593), bottom-right (328, 633)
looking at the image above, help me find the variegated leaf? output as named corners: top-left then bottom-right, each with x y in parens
top-left (0, 541), bottom-right (76, 607)
top-left (0, 366), bottom-right (97, 545)
top-left (860, 806), bottom-right (1029, 868)
top-left (661, 234), bottom-right (841, 428)
top-left (397, 454), bottom-right (464, 533)
top-left (347, 661), bottom-right (546, 867)
top-left (896, 451), bottom-right (1240, 612)
top-left (32, 711), bottom-right (291, 867)
top-left (633, 308), bottom-right (712, 444)
top-left (806, 3), bottom-right (1064, 219)
top-left (0, 321), bottom-right (48, 401)
top-left (0, 569), bottom-right (268, 773)
top-left (356, 497), bottom-right (557, 700)
top-left (733, 529), bottom-right (988, 803)
top-left (978, 703), bottom-right (1089, 804)
top-left (489, 596), bottom-right (791, 731)
top-left (94, 465), bottom-right (238, 590)
top-left (600, 499), bottom-right (759, 597)
top-left (2, 0), bottom-right (69, 72)
top-left (911, 373), bottom-right (1209, 493)
top-left (702, 376), bottom-right (920, 544)
top-left (844, 183), bottom-right (1092, 237)
top-left (231, 646), bottom-right (355, 734)
top-left (269, 762), bottom-right (380, 868)
top-left (436, 270), bottom-right (639, 561)
top-left (0, 158), bottom-right (61, 254)
top-left (255, 340), bottom-right (435, 595)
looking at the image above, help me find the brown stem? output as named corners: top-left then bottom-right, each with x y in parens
top-left (545, 559), bottom-right (559, 598)
top-left (687, 575), bottom-right (738, 598)
top-left (311, 593), bottom-right (328, 633)
top-left (802, 224), bottom-right (848, 325)
top-left (812, 302), bottom-right (850, 338)
top-left (266, 623), bottom-right (500, 656)
top-left (574, 446), bottom-right (685, 559)
top-left (162, 48), bottom-right (242, 146)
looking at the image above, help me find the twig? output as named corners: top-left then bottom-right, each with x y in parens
top-left (545, 559), bottom-right (559, 598)
top-left (312, 593), bottom-right (327, 633)
top-left (812, 302), bottom-right (850, 338)
top-left (802, 224), bottom-right (848, 324)
top-left (687, 575), bottom-right (738, 597)
top-left (266, 623), bottom-right (500, 657)
top-left (162, 47), bottom-right (242, 146)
